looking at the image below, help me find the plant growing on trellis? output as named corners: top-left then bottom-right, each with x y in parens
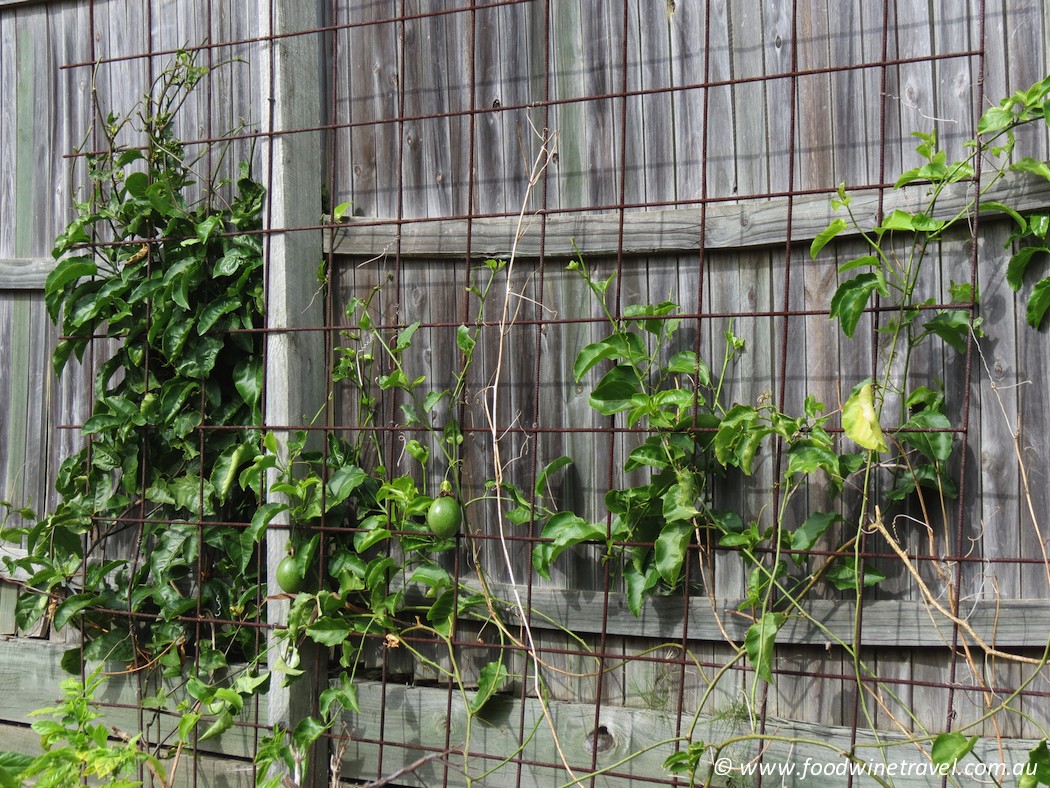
top-left (5, 41), bottom-right (1050, 788)
top-left (524, 73), bottom-right (1050, 785)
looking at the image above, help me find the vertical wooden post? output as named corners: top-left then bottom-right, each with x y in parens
top-left (259, 1), bottom-right (327, 785)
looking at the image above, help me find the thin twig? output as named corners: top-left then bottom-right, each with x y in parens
top-left (359, 751), bottom-right (448, 787)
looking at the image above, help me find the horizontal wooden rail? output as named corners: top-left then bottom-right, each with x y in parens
top-left (0, 259), bottom-right (54, 290)
top-left (451, 583), bottom-right (1050, 649)
top-left (0, 628), bottom-right (1043, 787)
top-left (326, 172), bottom-right (1050, 260)
top-left (338, 680), bottom-right (1042, 788)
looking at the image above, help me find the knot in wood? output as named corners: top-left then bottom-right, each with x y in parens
top-left (584, 724), bottom-right (616, 755)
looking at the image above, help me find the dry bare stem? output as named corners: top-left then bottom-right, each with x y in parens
top-left (869, 507), bottom-right (1044, 666)
top-left (479, 124), bottom-right (580, 781)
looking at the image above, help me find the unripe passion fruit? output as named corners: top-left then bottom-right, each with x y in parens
top-left (275, 555), bottom-right (304, 594)
top-left (426, 496), bottom-right (462, 539)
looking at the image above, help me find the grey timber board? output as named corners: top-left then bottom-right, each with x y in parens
top-left (336, 678), bottom-right (1047, 788)
top-left (457, 583), bottom-right (1050, 649)
top-left (324, 173), bottom-right (1050, 260)
top-left (0, 721), bottom-right (257, 787)
top-left (0, 638), bottom-right (267, 761)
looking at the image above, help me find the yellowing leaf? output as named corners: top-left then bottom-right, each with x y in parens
top-left (842, 381), bottom-right (887, 453)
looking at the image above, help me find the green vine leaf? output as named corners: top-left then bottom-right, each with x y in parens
top-left (589, 365), bottom-right (641, 416)
top-left (533, 514), bottom-right (606, 580)
top-left (1007, 246), bottom-right (1048, 291)
top-left (306, 618), bottom-right (352, 648)
top-left (899, 410), bottom-right (953, 463)
top-left (829, 273), bottom-right (889, 338)
top-left (790, 512), bottom-right (842, 555)
top-left (930, 732), bottom-right (978, 768)
top-left (1019, 740), bottom-right (1050, 788)
top-left (1011, 157), bottom-right (1050, 182)
top-left (977, 105), bottom-right (1014, 134)
top-left (810, 217), bottom-right (847, 258)
top-left (745, 612), bottom-right (786, 684)
top-left (469, 661), bottom-right (509, 716)
top-left (923, 310), bottom-right (976, 353)
top-left (654, 521), bottom-right (693, 587)
top-left (825, 558), bottom-right (886, 590)
top-left (842, 381), bottom-right (887, 453)
top-left (1026, 278), bottom-right (1050, 328)
top-left (713, 404), bottom-right (765, 474)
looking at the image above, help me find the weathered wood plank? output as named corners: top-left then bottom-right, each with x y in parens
top-left (257, 4), bottom-right (327, 786)
top-left (463, 583), bottom-right (1050, 648)
top-left (337, 679), bottom-right (1045, 788)
top-left (0, 721), bottom-right (257, 787)
top-left (0, 582), bottom-right (17, 635)
top-left (325, 172), bottom-right (1050, 260)
top-left (0, 638), bottom-right (267, 761)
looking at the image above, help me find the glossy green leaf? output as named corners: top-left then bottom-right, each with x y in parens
top-left (810, 217), bottom-right (847, 258)
top-left (197, 296), bottom-right (240, 335)
top-left (887, 464), bottom-right (958, 501)
top-left (320, 681), bottom-right (359, 719)
top-left (574, 340), bottom-right (618, 382)
top-left (456, 325), bottom-right (476, 353)
top-left (469, 661), bottom-right (509, 715)
top-left (930, 732), bottom-right (978, 767)
top-left (198, 710), bottom-right (233, 743)
top-left (234, 357), bottom-right (262, 409)
top-left (211, 442), bottom-right (254, 504)
top-left (533, 513), bottom-right (606, 579)
top-left (306, 618), bottom-right (352, 647)
top-left (745, 612), bottom-right (786, 684)
top-left (837, 254), bottom-right (880, 273)
top-left (623, 562), bottom-right (659, 617)
top-left (395, 321), bottom-right (420, 351)
top-left (426, 588), bottom-right (457, 636)
top-left (1019, 740), bottom-right (1050, 788)
top-left (924, 310), bottom-right (974, 353)
top-left (713, 405), bottom-right (765, 474)
top-left (662, 471), bottom-right (700, 523)
top-left (980, 200), bottom-right (1027, 231)
top-left (790, 512), bottom-right (841, 553)
top-left (880, 209), bottom-right (915, 232)
top-left (785, 442), bottom-right (840, 479)
top-left (977, 105), bottom-right (1014, 134)
top-left (665, 351), bottom-right (710, 384)
top-left (1026, 278), bottom-right (1050, 328)
top-left (654, 521), bottom-right (693, 587)
top-left (1012, 157), bottom-right (1050, 182)
top-left (53, 594), bottom-right (102, 631)
top-left (899, 410), bottom-right (953, 462)
top-left (534, 455), bottom-right (573, 498)
top-left (589, 365), bottom-right (641, 415)
top-left (44, 257), bottom-right (97, 315)
top-left (292, 716), bottom-right (328, 752)
top-left (830, 273), bottom-right (889, 338)
top-left (825, 558), bottom-right (886, 590)
top-left (1007, 246), bottom-right (1047, 291)
top-left (624, 437), bottom-right (672, 472)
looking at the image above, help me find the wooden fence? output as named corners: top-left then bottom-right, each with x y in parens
top-left (2, 0), bottom-right (1050, 785)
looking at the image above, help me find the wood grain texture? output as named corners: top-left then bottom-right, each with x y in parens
top-left (325, 173), bottom-right (1050, 260)
top-left (2, 0), bottom-right (1050, 749)
top-left (256, 8), bottom-right (327, 785)
top-left (401, 581), bottom-right (1050, 649)
top-left (0, 721), bottom-right (256, 787)
top-left (336, 678), bottom-right (1046, 787)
